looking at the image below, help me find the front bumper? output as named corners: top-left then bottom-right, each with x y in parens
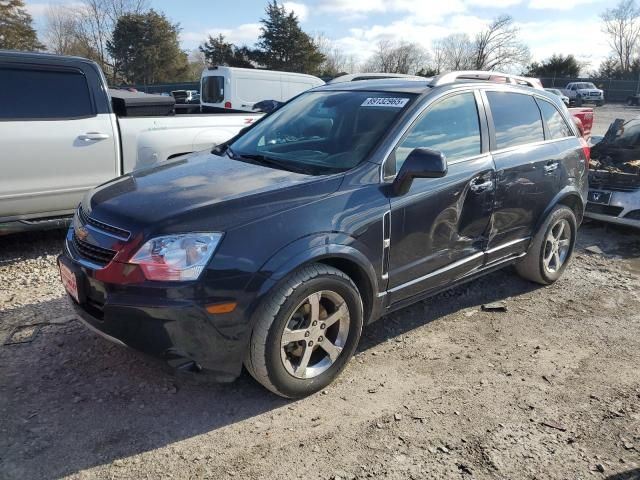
top-left (584, 189), bottom-right (640, 229)
top-left (58, 249), bottom-right (254, 382)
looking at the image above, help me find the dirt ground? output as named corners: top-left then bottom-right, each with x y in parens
top-left (1, 105), bottom-right (639, 480)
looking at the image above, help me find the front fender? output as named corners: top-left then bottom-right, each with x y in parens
top-left (254, 233), bottom-right (380, 297)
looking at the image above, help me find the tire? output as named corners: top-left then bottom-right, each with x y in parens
top-left (596, 101), bottom-right (604, 107)
top-left (627, 98), bottom-right (633, 106)
top-left (246, 264), bottom-right (363, 398)
top-left (575, 97), bottom-right (583, 107)
top-left (515, 205), bottom-right (577, 285)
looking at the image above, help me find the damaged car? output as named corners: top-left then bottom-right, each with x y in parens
top-left (587, 118), bottom-right (640, 228)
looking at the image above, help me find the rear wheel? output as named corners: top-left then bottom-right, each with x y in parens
top-left (246, 264), bottom-right (363, 398)
top-left (515, 205), bottom-right (577, 285)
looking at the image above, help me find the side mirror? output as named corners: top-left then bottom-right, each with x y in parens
top-left (392, 148), bottom-right (447, 196)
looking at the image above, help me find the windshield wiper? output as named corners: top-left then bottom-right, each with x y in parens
top-left (229, 151), bottom-right (314, 174)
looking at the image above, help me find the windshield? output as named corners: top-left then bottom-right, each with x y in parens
top-left (202, 76), bottom-right (224, 103)
top-left (228, 91), bottom-right (416, 175)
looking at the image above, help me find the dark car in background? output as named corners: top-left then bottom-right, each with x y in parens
top-left (58, 72), bottom-right (589, 398)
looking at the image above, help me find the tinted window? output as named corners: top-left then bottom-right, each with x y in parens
top-left (538, 99), bottom-right (573, 139)
top-left (202, 76), bottom-right (224, 103)
top-left (0, 67), bottom-right (93, 119)
top-left (487, 92), bottom-right (544, 149)
top-left (395, 92), bottom-right (481, 170)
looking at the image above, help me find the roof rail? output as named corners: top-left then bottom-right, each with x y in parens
top-left (429, 70), bottom-right (543, 90)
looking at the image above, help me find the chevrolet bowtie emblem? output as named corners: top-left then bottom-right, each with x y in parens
top-left (76, 225), bottom-right (89, 241)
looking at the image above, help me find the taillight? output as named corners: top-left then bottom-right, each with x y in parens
top-left (579, 137), bottom-right (590, 168)
top-left (224, 101), bottom-right (232, 109)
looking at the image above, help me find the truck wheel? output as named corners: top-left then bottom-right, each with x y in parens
top-left (627, 98), bottom-right (633, 106)
top-left (246, 264), bottom-right (363, 398)
top-left (515, 205), bottom-right (577, 285)
top-left (575, 97), bottom-right (583, 107)
top-left (596, 101), bottom-right (604, 107)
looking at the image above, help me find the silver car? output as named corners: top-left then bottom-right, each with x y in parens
top-left (545, 88), bottom-right (570, 106)
top-left (586, 118), bottom-right (640, 228)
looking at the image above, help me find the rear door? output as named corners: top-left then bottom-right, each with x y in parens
top-left (482, 90), bottom-right (562, 262)
top-left (386, 90), bottom-right (495, 304)
top-left (0, 64), bottom-right (118, 221)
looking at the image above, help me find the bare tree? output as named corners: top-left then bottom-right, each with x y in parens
top-left (364, 39), bottom-right (429, 74)
top-left (601, 0), bottom-right (640, 73)
top-left (43, 5), bottom-right (81, 54)
top-left (43, 4), bottom-right (102, 60)
top-left (75, 0), bottom-right (149, 79)
top-left (315, 33), bottom-right (350, 75)
top-left (437, 33), bottom-right (474, 71)
top-left (472, 15), bottom-right (530, 71)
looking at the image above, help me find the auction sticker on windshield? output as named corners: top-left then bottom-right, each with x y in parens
top-left (361, 97), bottom-right (410, 108)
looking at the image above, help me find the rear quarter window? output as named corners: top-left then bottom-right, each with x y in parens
top-left (537, 99), bottom-right (573, 139)
top-left (0, 67), bottom-right (94, 120)
top-left (487, 91), bottom-right (544, 150)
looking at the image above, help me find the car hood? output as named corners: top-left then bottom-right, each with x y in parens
top-left (83, 150), bottom-right (343, 234)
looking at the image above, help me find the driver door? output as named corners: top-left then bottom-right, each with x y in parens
top-left (386, 91), bottom-right (496, 304)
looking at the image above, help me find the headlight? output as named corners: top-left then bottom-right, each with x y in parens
top-left (130, 233), bottom-right (223, 281)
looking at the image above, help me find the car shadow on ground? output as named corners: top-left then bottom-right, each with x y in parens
top-left (0, 264), bottom-right (543, 479)
top-left (606, 469), bottom-right (640, 480)
top-left (0, 228), bottom-right (67, 268)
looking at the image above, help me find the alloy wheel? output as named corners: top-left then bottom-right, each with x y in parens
top-left (543, 219), bottom-right (571, 274)
top-left (280, 290), bottom-right (350, 379)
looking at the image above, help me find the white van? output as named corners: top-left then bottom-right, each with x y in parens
top-left (200, 66), bottom-right (324, 112)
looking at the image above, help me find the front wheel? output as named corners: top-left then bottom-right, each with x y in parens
top-left (515, 205), bottom-right (577, 285)
top-left (246, 264), bottom-right (363, 398)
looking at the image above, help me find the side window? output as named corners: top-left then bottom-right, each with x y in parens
top-left (487, 91), bottom-right (544, 150)
top-left (0, 67), bottom-right (93, 120)
top-left (394, 92), bottom-right (481, 171)
top-left (538, 99), bottom-right (573, 139)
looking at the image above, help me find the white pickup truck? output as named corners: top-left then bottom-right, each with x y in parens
top-left (563, 82), bottom-right (605, 107)
top-left (0, 51), bottom-right (262, 234)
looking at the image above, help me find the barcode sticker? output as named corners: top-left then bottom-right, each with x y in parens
top-left (361, 97), bottom-right (410, 108)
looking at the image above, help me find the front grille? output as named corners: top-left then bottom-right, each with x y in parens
top-left (78, 206), bottom-right (130, 240)
top-left (586, 203), bottom-right (624, 217)
top-left (72, 234), bottom-right (117, 266)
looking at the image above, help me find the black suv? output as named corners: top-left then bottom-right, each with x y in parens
top-left (59, 73), bottom-right (588, 398)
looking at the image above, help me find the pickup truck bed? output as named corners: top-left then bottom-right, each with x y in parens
top-left (0, 50), bottom-right (261, 234)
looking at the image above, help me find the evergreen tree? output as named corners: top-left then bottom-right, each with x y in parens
top-left (199, 33), bottom-right (254, 68)
top-left (255, 0), bottom-right (324, 74)
top-left (0, 0), bottom-right (44, 51)
top-left (525, 54), bottom-right (582, 78)
top-left (107, 10), bottom-right (189, 84)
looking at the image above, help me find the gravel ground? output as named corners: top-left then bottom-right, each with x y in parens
top-left (1, 104), bottom-right (639, 480)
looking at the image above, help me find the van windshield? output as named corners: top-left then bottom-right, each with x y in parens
top-left (202, 76), bottom-right (224, 103)
top-left (228, 91), bottom-right (416, 175)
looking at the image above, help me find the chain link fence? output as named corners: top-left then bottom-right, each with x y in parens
top-left (540, 77), bottom-right (640, 103)
top-left (121, 82), bottom-right (200, 94)
top-left (125, 78), bottom-right (640, 103)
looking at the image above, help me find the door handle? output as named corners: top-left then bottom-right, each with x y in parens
top-left (470, 179), bottom-right (493, 192)
top-left (79, 132), bottom-right (110, 141)
top-left (544, 162), bottom-right (559, 173)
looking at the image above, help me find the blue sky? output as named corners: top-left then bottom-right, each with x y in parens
top-left (26, 0), bottom-right (613, 71)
